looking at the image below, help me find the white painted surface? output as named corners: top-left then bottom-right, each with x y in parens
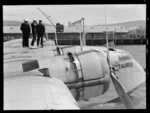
top-left (4, 76), bottom-right (79, 110)
top-left (4, 39), bottom-right (146, 109)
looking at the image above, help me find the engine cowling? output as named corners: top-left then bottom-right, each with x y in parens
top-left (64, 50), bottom-right (111, 101)
top-left (22, 50), bottom-right (111, 101)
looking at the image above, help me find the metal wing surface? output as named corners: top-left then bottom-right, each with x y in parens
top-left (4, 74), bottom-right (79, 110)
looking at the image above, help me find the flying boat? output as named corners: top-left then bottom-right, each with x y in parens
top-left (4, 8), bottom-right (146, 110)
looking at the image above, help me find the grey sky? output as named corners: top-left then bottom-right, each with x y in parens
top-left (3, 5), bottom-right (146, 26)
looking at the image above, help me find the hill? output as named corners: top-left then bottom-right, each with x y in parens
top-left (4, 20), bottom-right (146, 31)
top-left (110, 20), bottom-right (146, 30)
top-left (3, 20), bottom-right (51, 26)
top-left (95, 20), bottom-right (146, 30)
top-left (3, 20), bottom-right (23, 26)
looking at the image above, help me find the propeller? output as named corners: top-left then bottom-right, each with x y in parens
top-left (104, 7), bottom-right (133, 108)
top-left (109, 67), bottom-right (134, 109)
top-left (107, 51), bottom-right (134, 109)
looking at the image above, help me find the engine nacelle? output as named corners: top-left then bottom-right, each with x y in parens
top-left (22, 50), bottom-right (111, 101)
top-left (63, 50), bottom-right (111, 101)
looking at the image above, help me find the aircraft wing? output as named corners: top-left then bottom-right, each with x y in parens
top-left (4, 73), bottom-right (79, 110)
top-left (4, 39), bottom-right (79, 110)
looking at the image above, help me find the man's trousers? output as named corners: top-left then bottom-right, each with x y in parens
top-left (22, 34), bottom-right (29, 47)
top-left (37, 35), bottom-right (43, 47)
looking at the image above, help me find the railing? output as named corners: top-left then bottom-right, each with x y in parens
top-left (57, 38), bottom-right (146, 45)
top-left (3, 33), bottom-right (146, 45)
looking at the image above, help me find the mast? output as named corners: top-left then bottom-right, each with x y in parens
top-left (105, 8), bottom-right (110, 65)
top-left (113, 28), bottom-right (116, 50)
top-left (79, 18), bottom-right (85, 52)
top-left (104, 7), bottom-right (134, 109)
top-left (82, 18), bottom-right (86, 46)
top-left (83, 18), bottom-right (85, 35)
top-left (82, 18), bottom-right (85, 51)
top-left (80, 31), bottom-right (83, 51)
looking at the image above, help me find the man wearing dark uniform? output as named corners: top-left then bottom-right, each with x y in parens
top-left (31, 20), bottom-right (37, 46)
top-left (36, 20), bottom-right (45, 48)
top-left (20, 18), bottom-right (30, 47)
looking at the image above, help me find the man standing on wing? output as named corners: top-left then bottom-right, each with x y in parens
top-left (30, 20), bottom-right (37, 46)
top-left (20, 18), bottom-right (31, 47)
top-left (36, 20), bottom-right (45, 48)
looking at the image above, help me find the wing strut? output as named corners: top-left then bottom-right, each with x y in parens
top-left (37, 7), bottom-right (61, 55)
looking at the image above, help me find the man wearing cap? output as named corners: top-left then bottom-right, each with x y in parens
top-left (36, 20), bottom-right (45, 48)
top-left (20, 18), bottom-right (31, 47)
top-left (30, 20), bottom-right (37, 46)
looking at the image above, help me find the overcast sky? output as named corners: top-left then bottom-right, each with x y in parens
top-left (3, 5), bottom-right (146, 26)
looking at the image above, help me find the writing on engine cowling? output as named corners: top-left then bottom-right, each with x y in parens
top-left (113, 62), bottom-right (133, 72)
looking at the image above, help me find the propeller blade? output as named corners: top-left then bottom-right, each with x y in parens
top-left (110, 71), bottom-right (134, 109)
top-left (103, 8), bottom-right (133, 108)
top-left (106, 46), bottom-right (133, 109)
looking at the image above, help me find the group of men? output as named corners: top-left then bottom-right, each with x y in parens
top-left (20, 18), bottom-right (45, 48)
